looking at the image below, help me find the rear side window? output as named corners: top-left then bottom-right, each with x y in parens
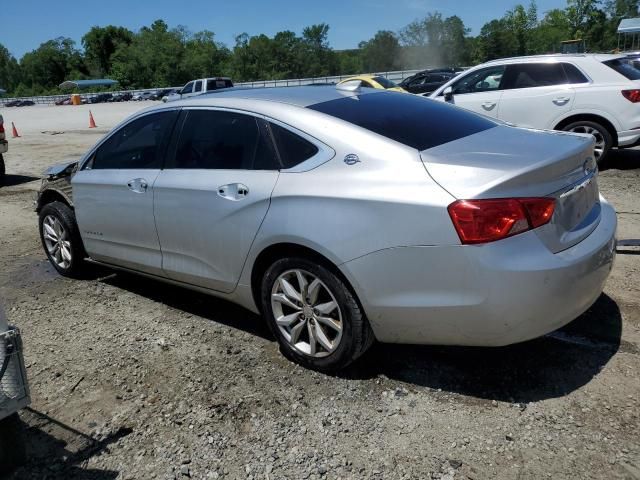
top-left (503, 63), bottom-right (567, 89)
top-left (170, 110), bottom-right (279, 170)
top-left (90, 111), bottom-right (178, 170)
top-left (562, 63), bottom-right (589, 83)
top-left (372, 76), bottom-right (397, 89)
top-left (308, 91), bottom-right (497, 151)
top-left (269, 123), bottom-right (319, 169)
top-left (603, 59), bottom-right (640, 80)
top-left (194, 80), bottom-right (203, 92)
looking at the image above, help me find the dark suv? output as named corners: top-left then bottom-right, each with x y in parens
top-left (400, 68), bottom-right (463, 95)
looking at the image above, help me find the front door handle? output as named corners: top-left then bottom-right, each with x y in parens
top-left (218, 183), bottom-right (249, 201)
top-left (127, 178), bottom-right (148, 193)
top-left (553, 97), bottom-right (570, 106)
top-left (481, 101), bottom-right (496, 111)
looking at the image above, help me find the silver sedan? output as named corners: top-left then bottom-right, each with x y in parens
top-left (36, 85), bottom-right (616, 371)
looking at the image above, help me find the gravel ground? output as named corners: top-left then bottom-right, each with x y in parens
top-left (0, 104), bottom-right (639, 479)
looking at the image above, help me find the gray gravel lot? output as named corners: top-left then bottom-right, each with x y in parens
top-left (0, 120), bottom-right (638, 480)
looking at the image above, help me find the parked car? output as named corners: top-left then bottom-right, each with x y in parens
top-left (0, 115), bottom-right (6, 182)
top-left (164, 77), bottom-right (234, 102)
top-left (4, 100), bottom-right (34, 107)
top-left (132, 91), bottom-right (157, 101)
top-left (0, 301), bottom-right (30, 474)
top-left (430, 54), bottom-right (640, 163)
top-left (87, 93), bottom-right (113, 104)
top-left (151, 88), bottom-right (176, 101)
top-left (337, 75), bottom-right (406, 92)
top-left (55, 96), bottom-right (71, 106)
top-left (110, 92), bottom-right (133, 102)
top-left (400, 69), bottom-right (458, 95)
top-left (35, 86), bottom-right (616, 371)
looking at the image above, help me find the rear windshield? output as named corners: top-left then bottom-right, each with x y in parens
top-left (372, 76), bottom-right (398, 89)
top-left (603, 59), bottom-right (640, 80)
top-left (308, 91), bottom-right (497, 151)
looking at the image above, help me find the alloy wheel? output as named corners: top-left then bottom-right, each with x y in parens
top-left (270, 269), bottom-right (343, 358)
top-left (42, 215), bottom-right (72, 269)
top-left (568, 125), bottom-right (606, 160)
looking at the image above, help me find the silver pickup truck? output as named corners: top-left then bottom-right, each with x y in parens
top-left (0, 303), bottom-right (30, 472)
top-left (0, 114), bottom-right (7, 182)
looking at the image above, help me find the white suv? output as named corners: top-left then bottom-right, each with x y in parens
top-left (430, 54), bottom-right (640, 163)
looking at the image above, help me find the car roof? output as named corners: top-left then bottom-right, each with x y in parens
top-left (180, 85), bottom-right (374, 108)
top-left (482, 53), bottom-right (624, 65)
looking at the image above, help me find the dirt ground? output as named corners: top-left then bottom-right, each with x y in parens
top-left (0, 102), bottom-right (639, 480)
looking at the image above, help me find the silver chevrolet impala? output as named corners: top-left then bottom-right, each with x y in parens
top-left (36, 86), bottom-right (617, 371)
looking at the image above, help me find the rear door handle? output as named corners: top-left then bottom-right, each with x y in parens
top-left (127, 178), bottom-right (148, 193)
top-left (481, 101), bottom-right (496, 111)
top-left (553, 97), bottom-right (570, 106)
top-left (218, 183), bottom-right (249, 201)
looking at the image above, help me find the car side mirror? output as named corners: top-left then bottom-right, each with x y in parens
top-left (443, 86), bottom-right (454, 102)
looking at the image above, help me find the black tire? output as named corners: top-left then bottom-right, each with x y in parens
top-left (261, 257), bottom-right (374, 372)
top-left (561, 120), bottom-right (612, 165)
top-left (0, 413), bottom-right (27, 474)
top-left (38, 201), bottom-right (87, 278)
top-left (0, 154), bottom-right (5, 184)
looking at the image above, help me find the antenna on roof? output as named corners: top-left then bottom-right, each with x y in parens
top-left (336, 80), bottom-right (361, 92)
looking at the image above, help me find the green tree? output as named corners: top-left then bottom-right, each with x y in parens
top-left (20, 37), bottom-right (87, 93)
top-left (359, 31), bottom-right (401, 72)
top-left (82, 26), bottom-right (133, 77)
top-left (0, 44), bottom-right (20, 93)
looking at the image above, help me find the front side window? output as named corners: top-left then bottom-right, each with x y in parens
top-left (89, 111), bottom-right (178, 170)
top-left (502, 63), bottom-right (568, 89)
top-left (269, 123), bottom-right (319, 169)
top-left (171, 110), bottom-right (278, 170)
top-left (194, 80), bottom-right (203, 92)
top-left (452, 66), bottom-right (506, 94)
top-left (181, 82), bottom-right (194, 95)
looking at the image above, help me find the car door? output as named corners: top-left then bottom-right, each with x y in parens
top-left (72, 110), bottom-right (179, 275)
top-left (443, 65), bottom-right (506, 118)
top-left (497, 62), bottom-right (577, 129)
top-left (179, 81), bottom-right (194, 99)
top-left (153, 108), bottom-right (280, 293)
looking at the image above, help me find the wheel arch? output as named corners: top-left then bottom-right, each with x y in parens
top-left (36, 189), bottom-right (73, 213)
top-left (249, 242), bottom-right (362, 316)
top-left (554, 114), bottom-right (618, 147)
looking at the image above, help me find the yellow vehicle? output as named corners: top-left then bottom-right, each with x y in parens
top-left (337, 75), bottom-right (407, 93)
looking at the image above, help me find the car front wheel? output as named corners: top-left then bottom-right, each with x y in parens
top-left (261, 257), bottom-right (374, 372)
top-left (562, 120), bottom-right (612, 164)
top-left (38, 201), bottom-right (87, 277)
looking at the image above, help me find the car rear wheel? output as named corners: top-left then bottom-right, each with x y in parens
top-left (38, 201), bottom-right (87, 278)
top-left (562, 121), bottom-right (612, 164)
top-left (261, 257), bottom-right (374, 372)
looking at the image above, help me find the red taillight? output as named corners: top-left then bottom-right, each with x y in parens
top-left (622, 89), bottom-right (640, 103)
top-left (448, 198), bottom-right (555, 245)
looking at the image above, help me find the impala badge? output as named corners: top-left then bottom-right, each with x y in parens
top-left (344, 154), bottom-right (361, 165)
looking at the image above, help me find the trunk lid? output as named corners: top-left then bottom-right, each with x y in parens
top-left (421, 125), bottom-right (600, 252)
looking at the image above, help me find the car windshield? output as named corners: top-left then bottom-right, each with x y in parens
top-left (603, 59), bottom-right (640, 80)
top-left (308, 91), bottom-right (497, 151)
top-left (372, 76), bottom-right (398, 89)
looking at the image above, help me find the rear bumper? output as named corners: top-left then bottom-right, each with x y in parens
top-left (341, 198), bottom-right (617, 346)
top-left (616, 128), bottom-right (640, 147)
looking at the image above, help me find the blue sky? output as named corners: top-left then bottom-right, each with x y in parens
top-left (4, 0), bottom-right (567, 58)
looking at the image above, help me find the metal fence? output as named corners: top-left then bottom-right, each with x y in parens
top-left (0, 69), bottom-right (424, 107)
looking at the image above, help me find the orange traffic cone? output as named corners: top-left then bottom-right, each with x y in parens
top-left (88, 111), bottom-right (97, 129)
top-left (11, 122), bottom-right (20, 138)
